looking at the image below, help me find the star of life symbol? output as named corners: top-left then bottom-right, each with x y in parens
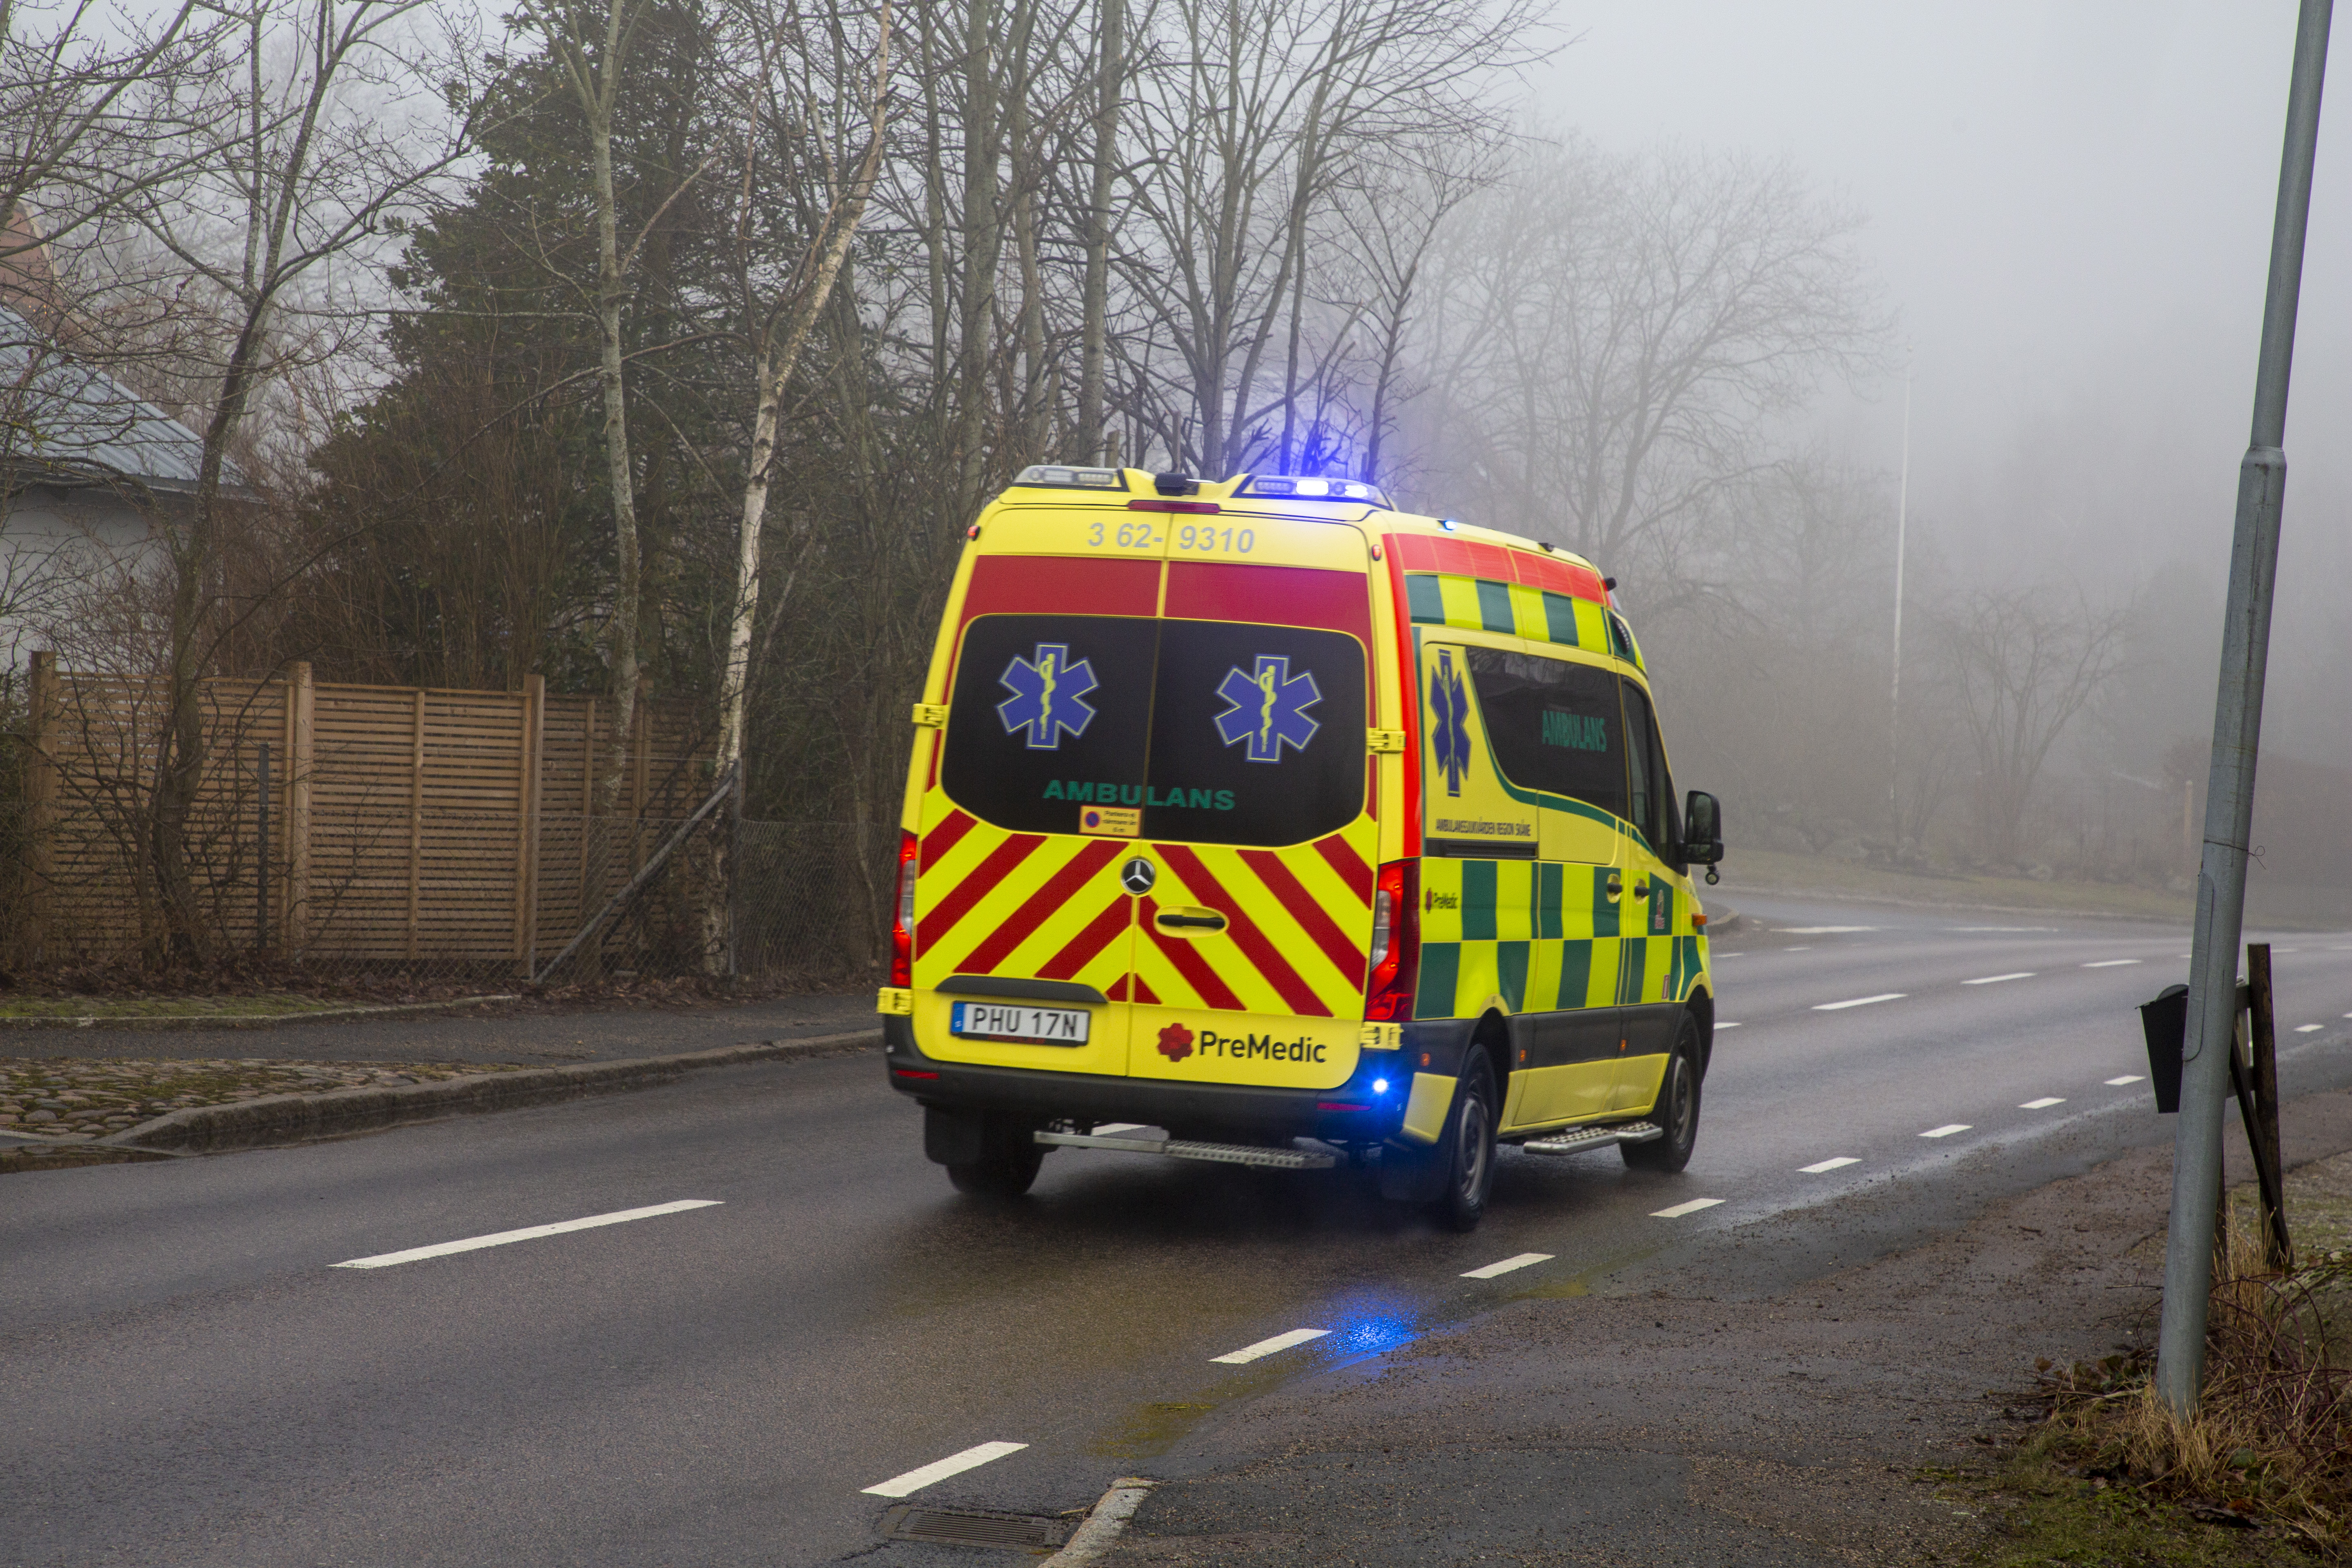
top-left (996, 642), bottom-right (1098, 750)
top-left (1429, 649), bottom-right (1472, 797)
top-left (1212, 655), bottom-right (1321, 763)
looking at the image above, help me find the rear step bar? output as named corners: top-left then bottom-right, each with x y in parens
top-left (1519, 1121), bottom-right (1663, 1156)
top-left (1035, 1130), bottom-right (1337, 1170)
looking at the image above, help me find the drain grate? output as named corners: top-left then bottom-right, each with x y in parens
top-left (877, 1503), bottom-right (1072, 1550)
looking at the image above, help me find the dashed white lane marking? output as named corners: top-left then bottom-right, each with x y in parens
top-left (2274, 948), bottom-right (2300, 953)
top-left (1715, 952), bottom-right (1746, 958)
top-left (1715, 1021), bottom-right (1742, 1029)
top-left (1778, 926), bottom-right (1877, 934)
top-left (2296, 1024), bottom-right (2324, 1033)
top-left (1799, 1157), bottom-right (1860, 1173)
top-left (2020, 1097), bottom-right (2067, 1110)
top-left (1462, 1252), bottom-right (1554, 1279)
top-left (861, 1441), bottom-right (1028, 1497)
top-left (1814, 993), bottom-right (1905, 1011)
top-left (1652, 1198), bottom-right (1725, 1218)
top-left (2082, 959), bottom-right (2143, 969)
top-left (332, 1200), bottom-right (722, 1270)
top-left (1920, 1124), bottom-right (1971, 1138)
top-left (1951, 925), bottom-right (2056, 933)
top-left (1212, 1328), bottom-right (1331, 1364)
top-left (1963, 972), bottom-right (2035, 985)
top-left (2106, 1075), bottom-right (2146, 1086)
top-left (1094, 1123), bottom-right (1147, 1135)
top-left (1784, 945), bottom-right (1813, 952)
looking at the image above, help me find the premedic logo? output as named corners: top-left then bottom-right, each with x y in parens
top-left (1156, 1022), bottom-right (1195, 1062)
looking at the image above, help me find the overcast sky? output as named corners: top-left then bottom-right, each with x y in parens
top-left (1532, 1), bottom-right (2351, 760)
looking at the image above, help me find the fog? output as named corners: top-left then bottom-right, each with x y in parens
top-left (1515, 3), bottom-right (2351, 910)
top-left (10, 0), bottom-right (2348, 964)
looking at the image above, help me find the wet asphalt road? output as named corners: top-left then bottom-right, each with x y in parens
top-left (5, 896), bottom-right (2352, 1566)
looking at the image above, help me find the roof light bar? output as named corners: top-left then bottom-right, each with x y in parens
top-left (1234, 474), bottom-right (1391, 508)
top-left (1011, 464), bottom-right (1127, 491)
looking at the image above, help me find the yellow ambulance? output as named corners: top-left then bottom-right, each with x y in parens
top-left (876, 467), bottom-right (1724, 1231)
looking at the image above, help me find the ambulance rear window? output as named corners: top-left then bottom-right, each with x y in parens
top-left (1465, 648), bottom-right (1628, 821)
top-left (940, 614), bottom-right (1365, 846)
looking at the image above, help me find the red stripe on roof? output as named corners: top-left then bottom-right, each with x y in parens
top-left (1238, 849), bottom-right (1365, 989)
top-left (1156, 846), bottom-right (1329, 1016)
top-left (1138, 896), bottom-right (1247, 1011)
top-left (951, 838), bottom-right (1124, 974)
top-left (1036, 895), bottom-right (1133, 980)
top-left (920, 809), bottom-right (977, 871)
top-left (1163, 561), bottom-right (1372, 650)
top-left (1312, 832), bottom-right (1375, 902)
top-left (1511, 550), bottom-right (1609, 605)
top-left (916, 832), bottom-right (1045, 952)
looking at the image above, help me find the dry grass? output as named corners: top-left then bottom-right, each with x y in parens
top-left (2023, 1206), bottom-right (2352, 1552)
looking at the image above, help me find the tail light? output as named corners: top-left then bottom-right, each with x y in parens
top-left (1363, 859), bottom-right (1419, 1022)
top-left (890, 830), bottom-right (918, 986)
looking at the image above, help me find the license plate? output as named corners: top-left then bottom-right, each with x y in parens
top-left (950, 1000), bottom-right (1090, 1045)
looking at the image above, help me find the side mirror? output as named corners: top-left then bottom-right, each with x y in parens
top-left (1682, 790), bottom-right (1724, 873)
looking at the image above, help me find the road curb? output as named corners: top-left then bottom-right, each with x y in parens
top-left (1041, 1478), bottom-right (1156, 1566)
top-left (1704, 904), bottom-right (1744, 936)
top-left (0, 995), bottom-right (522, 1032)
top-left (97, 1029), bottom-right (882, 1155)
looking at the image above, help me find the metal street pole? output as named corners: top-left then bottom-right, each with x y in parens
top-left (2155, 0), bottom-right (2332, 1414)
top-left (1889, 360), bottom-right (1911, 857)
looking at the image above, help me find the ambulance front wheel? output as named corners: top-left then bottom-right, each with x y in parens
top-left (1435, 1051), bottom-right (1500, 1233)
top-left (1623, 1016), bottom-right (1702, 1173)
top-left (947, 1114), bottom-right (1047, 1198)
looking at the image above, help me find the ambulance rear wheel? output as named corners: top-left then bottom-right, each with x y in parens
top-left (947, 1115), bottom-right (1046, 1197)
top-left (1624, 1017), bottom-right (1701, 1174)
top-left (1435, 1051), bottom-right (1499, 1233)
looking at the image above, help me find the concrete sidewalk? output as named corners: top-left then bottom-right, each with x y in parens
top-left (1, 991), bottom-right (877, 1067)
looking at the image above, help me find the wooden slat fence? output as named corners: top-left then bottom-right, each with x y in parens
top-left (13, 653), bottom-right (713, 971)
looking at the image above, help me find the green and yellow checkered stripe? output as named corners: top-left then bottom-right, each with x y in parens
top-left (1403, 570), bottom-right (1653, 667)
top-left (1411, 858), bottom-right (1701, 1021)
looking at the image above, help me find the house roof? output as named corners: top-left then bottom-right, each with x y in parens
top-left (1, 300), bottom-right (231, 494)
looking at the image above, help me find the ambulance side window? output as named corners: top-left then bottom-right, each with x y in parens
top-left (1465, 648), bottom-right (1627, 821)
top-left (1622, 681), bottom-right (1679, 860)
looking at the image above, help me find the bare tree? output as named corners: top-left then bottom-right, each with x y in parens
top-left (1935, 584), bottom-right (2131, 868)
top-left (1417, 137), bottom-right (1883, 588)
top-left (512, 0), bottom-right (707, 819)
top-left (710, 0), bottom-right (892, 842)
top-left (1118, 0), bottom-right (1547, 475)
top-left (57, 0), bottom-right (474, 960)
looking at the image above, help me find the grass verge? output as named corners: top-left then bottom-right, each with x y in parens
top-left (1954, 1181), bottom-right (2352, 1564)
top-left (1718, 848), bottom-right (2194, 923)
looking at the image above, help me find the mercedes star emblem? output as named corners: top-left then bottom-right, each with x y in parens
top-left (1120, 857), bottom-right (1157, 895)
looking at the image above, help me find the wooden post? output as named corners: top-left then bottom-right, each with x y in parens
top-left (18, 650), bottom-right (59, 964)
top-left (407, 688), bottom-right (425, 961)
top-left (2247, 943), bottom-right (2290, 1269)
top-left (515, 675), bottom-right (544, 976)
top-left (285, 663), bottom-right (312, 949)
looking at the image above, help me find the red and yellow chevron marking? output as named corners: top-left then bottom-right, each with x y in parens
top-left (1131, 817), bottom-right (1377, 1017)
top-left (910, 805), bottom-right (1136, 997)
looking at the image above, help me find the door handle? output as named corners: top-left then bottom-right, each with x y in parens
top-left (1632, 884), bottom-right (1649, 899)
top-left (1605, 874), bottom-right (1623, 902)
top-left (1155, 909), bottom-right (1227, 932)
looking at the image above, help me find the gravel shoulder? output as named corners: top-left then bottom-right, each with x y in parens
top-left (1104, 1090), bottom-right (2352, 1566)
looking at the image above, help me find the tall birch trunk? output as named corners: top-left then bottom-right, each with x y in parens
top-left (1075, 0), bottom-right (1122, 462)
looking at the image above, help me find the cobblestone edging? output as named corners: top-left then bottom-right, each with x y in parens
top-left (0, 995), bottom-right (521, 1031)
top-left (61, 1030), bottom-right (883, 1156)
